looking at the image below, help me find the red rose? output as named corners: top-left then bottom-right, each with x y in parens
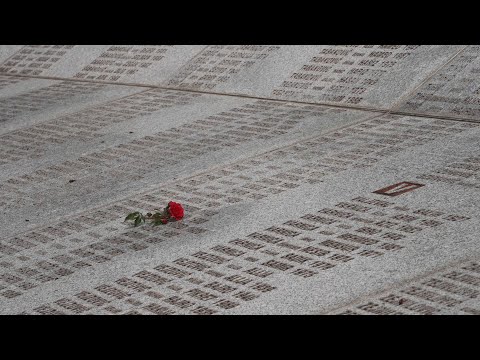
top-left (168, 201), bottom-right (184, 221)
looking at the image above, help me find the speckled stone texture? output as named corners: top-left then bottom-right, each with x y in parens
top-left (0, 45), bottom-right (479, 315)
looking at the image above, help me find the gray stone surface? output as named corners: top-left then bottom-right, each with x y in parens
top-left (0, 45), bottom-right (207, 85)
top-left (164, 45), bottom-right (464, 110)
top-left (330, 258), bottom-right (480, 315)
top-left (0, 45), bottom-right (23, 64)
top-left (396, 45), bottom-right (480, 121)
top-left (0, 45), bottom-right (479, 315)
top-left (0, 77), bottom-right (145, 134)
top-left (0, 93), bottom-right (372, 239)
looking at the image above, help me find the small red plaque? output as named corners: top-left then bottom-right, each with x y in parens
top-left (373, 182), bottom-right (425, 196)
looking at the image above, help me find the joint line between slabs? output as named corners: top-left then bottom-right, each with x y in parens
top-left (1, 46), bottom-right (477, 123)
top-left (4, 72), bottom-right (479, 124)
top-left (388, 45), bottom-right (470, 112)
top-left (0, 72), bottom-right (391, 115)
top-left (388, 109), bottom-right (480, 124)
top-left (4, 71), bottom-right (479, 123)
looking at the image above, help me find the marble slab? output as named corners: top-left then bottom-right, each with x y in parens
top-left (396, 45), bottom-right (480, 121)
top-left (162, 45), bottom-right (464, 111)
top-left (0, 45), bottom-right (23, 64)
top-left (1, 113), bottom-right (478, 315)
top-left (0, 76), bottom-right (146, 134)
top-left (0, 94), bottom-right (374, 239)
top-left (1, 46), bottom-right (466, 113)
top-left (330, 258), bottom-right (480, 315)
top-left (0, 45), bottom-right (207, 85)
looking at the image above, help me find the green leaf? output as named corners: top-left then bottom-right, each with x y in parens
top-left (125, 212), bottom-right (140, 222)
top-left (153, 219), bottom-right (164, 226)
top-left (134, 214), bottom-right (146, 227)
top-left (134, 215), bottom-right (142, 227)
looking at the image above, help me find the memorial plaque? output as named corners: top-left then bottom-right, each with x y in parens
top-left (0, 74), bottom-right (26, 91)
top-left (8, 186), bottom-right (474, 314)
top-left (268, 46), bottom-right (464, 109)
top-left (166, 45), bottom-right (282, 90)
top-left (0, 98), bottom-right (372, 237)
top-left (0, 79), bottom-right (145, 133)
top-left (334, 260), bottom-right (480, 315)
top-left (0, 46), bottom-right (23, 64)
top-left (272, 45), bottom-right (424, 107)
top-left (397, 45), bottom-right (480, 121)
top-left (0, 45), bottom-right (207, 85)
top-left (417, 154), bottom-right (480, 190)
top-left (74, 46), bottom-right (176, 82)
top-left (71, 45), bottom-right (206, 85)
top-left (373, 182), bottom-right (425, 196)
top-left (165, 46), bottom-right (464, 110)
top-left (0, 45), bottom-right (77, 76)
top-left (0, 88), bottom-right (203, 167)
top-left (1, 110), bottom-right (479, 314)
